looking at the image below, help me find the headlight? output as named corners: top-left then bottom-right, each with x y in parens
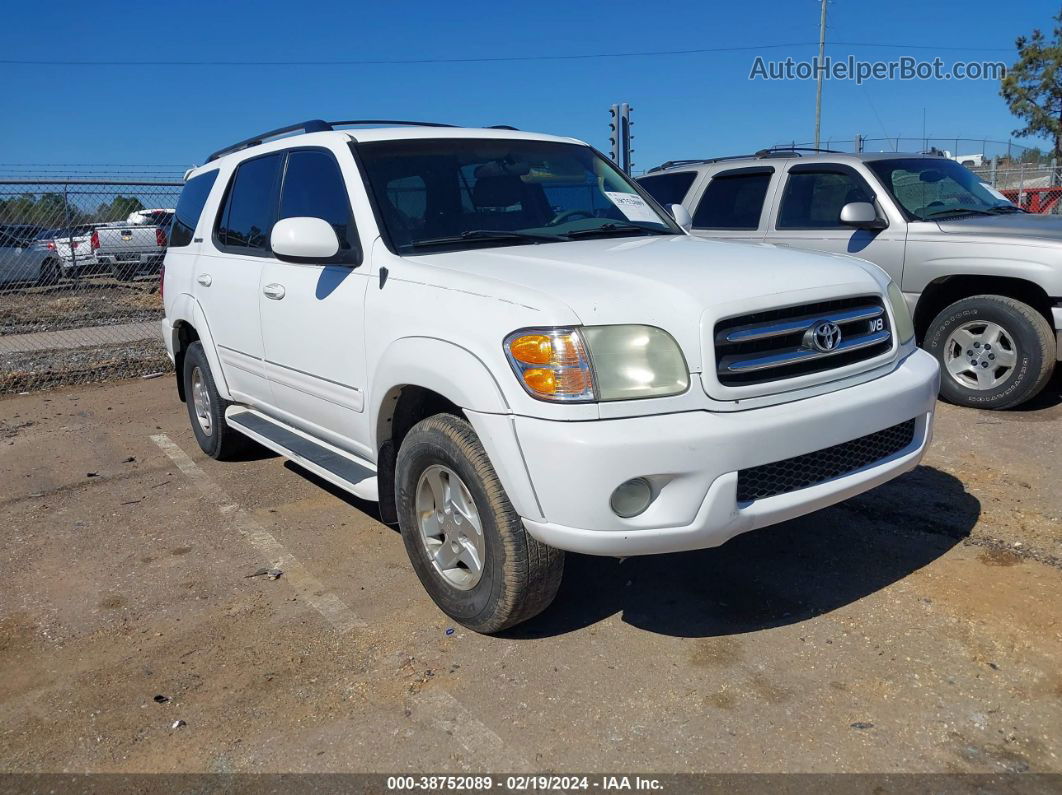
top-left (504, 325), bottom-right (689, 403)
top-left (886, 281), bottom-right (915, 344)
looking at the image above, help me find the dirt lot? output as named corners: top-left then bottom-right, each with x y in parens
top-left (0, 279), bottom-right (162, 336)
top-left (0, 280), bottom-right (169, 394)
top-left (0, 375), bottom-right (1059, 775)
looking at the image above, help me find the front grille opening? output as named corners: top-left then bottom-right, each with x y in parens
top-left (715, 295), bottom-right (891, 387)
top-left (736, 418), bottom-right (917, 502)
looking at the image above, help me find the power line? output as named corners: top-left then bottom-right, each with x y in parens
top-left (0, 40), bottom-right (1014, 67)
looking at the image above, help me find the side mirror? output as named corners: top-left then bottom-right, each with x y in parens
top-left (270, 217), bottom-right (340, 262)
top-left (669, 203), bottom-right (693, 233)
top-left (839, 202), bottom-right (886, 229)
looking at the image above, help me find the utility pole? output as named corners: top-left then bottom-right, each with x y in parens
top-left (813, 0), bottom-right (827, 149)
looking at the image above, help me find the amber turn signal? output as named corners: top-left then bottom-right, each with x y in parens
top-left (508, 334), bottom-right (553, 365)
top-left (522, 368), bottom-right (556, 394)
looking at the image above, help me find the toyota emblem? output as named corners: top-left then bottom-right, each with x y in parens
top-left (807, 321), bottom-right (843, 352)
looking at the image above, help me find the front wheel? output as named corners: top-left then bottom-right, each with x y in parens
top-left (924, 294), bottom-right (1055, 410)
top-left (395, 413), bottom-right (564, 633)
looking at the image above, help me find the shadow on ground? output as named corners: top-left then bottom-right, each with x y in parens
top-left (510, 465), bottom-right (980, 639)
top-left (1010, 367), bottom-right (1062, 412)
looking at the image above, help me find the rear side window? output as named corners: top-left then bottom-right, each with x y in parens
top-left (170, 171), bottom-right (218, 247)
top-left (215, 153), bottom-right (283, 253)
top-left (692, 172), bottom-right (772, 230)
top-left (279, 150), bottom-right (358, 261)
top-left (637, 172), bottom-right (696, 207)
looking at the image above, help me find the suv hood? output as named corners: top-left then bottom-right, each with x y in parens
top-left (935, 212), bottom-right (1062, 241)
top-left (413, 235), bottom-right (887, 371)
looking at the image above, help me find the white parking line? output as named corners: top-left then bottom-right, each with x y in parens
top-left (408, 689), bottom-right (532, 772)
top-left (152, 433), bottom-right (525, 767)
top-left (150, 433), bottom-right (365, 633)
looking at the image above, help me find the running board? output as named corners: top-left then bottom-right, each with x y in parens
top-left (225, 407), bottom-right (379, 502)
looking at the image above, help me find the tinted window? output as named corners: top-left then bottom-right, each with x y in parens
top-left (692, 172), bottom-right (771, 229)
top-left (357, 138), bottom-right (676, 254)
top-left (638, 172), bottom-right (696, 207)
top-left (279, 150), bottom-right (357, 258)
top-left (777, 171), bottom-right (870, 229)
top-left (216, 154), bottom-right (282, 252)
top-left (171, 170), bottom-right (218, 247)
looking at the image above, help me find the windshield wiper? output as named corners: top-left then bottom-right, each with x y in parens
top-left (923, 206), bottom-right (996, 219)
top-left (563, 222), bottom-right (671, 239)
top-left (987, 204), bottom-right (1026, 214)
top-left (409, 229), bottom-right (567, 249)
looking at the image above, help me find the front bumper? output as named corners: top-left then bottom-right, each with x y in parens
top-left (1053, 306), bottom-right (1062, 360)
top-left (513, 348), bottom-right (940, 556)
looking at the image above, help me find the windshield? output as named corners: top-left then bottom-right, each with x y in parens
top-left (867, 158), bottom-right (1017, 220)
top-left (356, 138), bottom-right (679, 254)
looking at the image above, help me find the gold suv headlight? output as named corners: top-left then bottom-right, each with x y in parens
top-left (504, 325), bottom-right (689, 403)
top-left (886, 281), bottom-right (916, 344)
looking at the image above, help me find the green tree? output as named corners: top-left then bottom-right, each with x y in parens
top-left (1001, 8), bottom-right (1062, 161)
top-left (95, 195), bottom-right (145, 223)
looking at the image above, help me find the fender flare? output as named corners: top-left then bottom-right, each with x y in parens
top-left (369, 336), bottom-right (511, 449)
top-left (167, 292), bottom-right (233, 402)
top-left (369, 336), bottom-right (545, 521)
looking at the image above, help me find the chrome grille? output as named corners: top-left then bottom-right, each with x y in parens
top-left (736, 418), bottom-right (917, 502)
top-left (715, 296), bottom-right (892, 386)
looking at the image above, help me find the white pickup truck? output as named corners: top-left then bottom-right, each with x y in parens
top-left (94, 209), bottom-right (173, 280)
top-left (162, 120), bottom-right (940, 632)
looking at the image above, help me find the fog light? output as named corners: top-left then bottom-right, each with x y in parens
top-left (610, 477), bottom-right (653, 518)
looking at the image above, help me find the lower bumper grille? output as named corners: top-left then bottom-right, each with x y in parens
top-left (736, 418), bottom-right (917, 502)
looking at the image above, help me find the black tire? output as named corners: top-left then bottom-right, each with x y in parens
top-left (182, 342), bottom-right (251, 459)
top-left (37, 259), bottom-right (61, 287)
top-left (114, 263), bottom-right (139, 281)
top-left (395, 413), bottom-right (564, 634)
top-left (924, 294), bottom-right (1055, 410)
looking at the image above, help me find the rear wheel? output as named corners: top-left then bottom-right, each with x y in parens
top-left (924, 294), bottom-right (1055, 410)
top-left (114, 263), bottom-right (139, 281)
top-left (182, 342), bottom-right (251, 459)
top-left (37, 258), bottom-right (61, 286)
top-left (395, 413), bottom-right (564, 633)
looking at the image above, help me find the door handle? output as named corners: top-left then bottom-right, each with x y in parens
top-left (263, 283), bottom-right (286, 300)
top-left (196, 273), bottom-right (212, 286)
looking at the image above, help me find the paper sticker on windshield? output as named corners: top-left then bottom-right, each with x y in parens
top-left (983, 184), bottom-right (1013, 204)
top-left (604, 191), bottom-right (660, 224)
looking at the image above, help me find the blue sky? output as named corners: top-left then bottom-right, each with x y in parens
top-left (0, 0), bottom-right (1057, 171)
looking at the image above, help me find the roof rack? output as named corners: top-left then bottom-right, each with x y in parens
top-left (646, 156), bottom-right (750, 173)
top-left (205, 118), bottom-right (461, 162)
top-left (754, 146), bottom-right (842, 157)
top-left (646, 146), bottom-right (847, 173)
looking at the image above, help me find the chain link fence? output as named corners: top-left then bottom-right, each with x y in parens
top-left (0, 172), bottom-right (184, 394)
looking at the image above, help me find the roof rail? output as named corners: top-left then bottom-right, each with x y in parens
top-left (755, 146), bottom-right (842, 157)
top-left (646, 156), bottom-right (751, 173)
top-left (647, 146), bottom-right (849, 173)
top-left (329, 119), bottom-right (456, 129)
top-left (207, 120), bottom-right (333, 162)
top-left (206, 118), bottom-right (459, 162)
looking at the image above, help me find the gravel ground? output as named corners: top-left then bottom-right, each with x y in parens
top-left (0, 279), bottom-right (162, 336)
top-left (0, 339), bottom-right (171, 394)
top-left (0, 376), bottom-right (1058, 777)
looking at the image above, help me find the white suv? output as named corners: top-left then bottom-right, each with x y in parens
top-left (162, 120), bottom-right (940, 632)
